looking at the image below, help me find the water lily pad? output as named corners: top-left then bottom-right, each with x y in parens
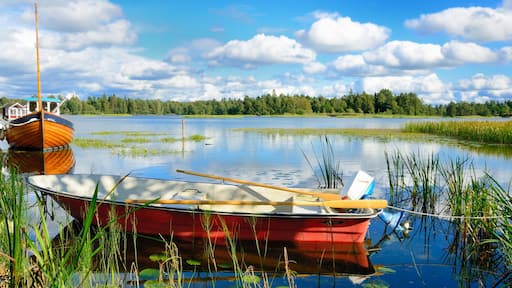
top-left (376, 266), bottom-right (396, 274)
top-left (149, 253), bottom-right (168, 262)
top-left (138, 268), bottom-right (160, 280)
top-left (217, 262), bottom-right (233, 269)
top-left (362, 280), bottom-right (390, 288)
top-left (186, 259), bottom-right (201, 266)
top-left (144, 280), bottom-right (169, 288)
top-left (241, 275), bottom-right (261, 284)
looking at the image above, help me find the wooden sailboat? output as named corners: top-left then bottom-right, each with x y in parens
top-left (3, 3), bottom-right (74, 151)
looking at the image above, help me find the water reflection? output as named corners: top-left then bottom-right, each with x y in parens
top-left (4, 148), bottom-right (75, 175)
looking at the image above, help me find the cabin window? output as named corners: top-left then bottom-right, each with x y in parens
top-left (50, 102), bottom-right (58, 112)
top-left (29, 102), bottom-right (37, 112)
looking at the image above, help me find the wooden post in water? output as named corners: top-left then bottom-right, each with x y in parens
top-left (181, 119), bottom-right (185, 157)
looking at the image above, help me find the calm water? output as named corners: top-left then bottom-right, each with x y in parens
top-left (8, 115), bottom-right (512, 287)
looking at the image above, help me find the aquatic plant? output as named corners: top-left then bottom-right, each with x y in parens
top-left (303, 136), bottom-right (344, 189)
top-left (403, 120), bottom-right (512, 145)
top-left (384, 150), bottom-right (512, 286)
top-left (0, 167), bottom-right (28, 287)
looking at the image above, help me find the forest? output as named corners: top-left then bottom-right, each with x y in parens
top-left (1, 89), bottom-right (511, 117)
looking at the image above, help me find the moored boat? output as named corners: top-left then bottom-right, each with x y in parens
top-left (0, 3), bottom-right (74, 151)
top-left (26, 174), bottom-right (386, 243)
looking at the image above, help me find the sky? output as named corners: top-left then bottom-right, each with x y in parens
top-left (0, 0), bottom-right (511, 104)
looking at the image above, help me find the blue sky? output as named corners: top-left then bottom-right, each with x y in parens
top-left (0, 0), bottom-right (510, 104)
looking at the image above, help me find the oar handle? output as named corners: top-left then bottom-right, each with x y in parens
top-left (125, 198), bottom-right (388, 209)
top-left (175, 169), bottom-right (340, 201)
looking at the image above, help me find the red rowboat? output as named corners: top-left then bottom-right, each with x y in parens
top-left (26, 174), bottom-right (383, 243)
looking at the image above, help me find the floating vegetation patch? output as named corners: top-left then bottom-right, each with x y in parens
top-left (72, 138), bottom-right (124, 149)
top-left (121, 137), bottom-right (152, 143)
top-left (403, 120), bottom-right (512, 145)
top-left (73, 131), bottom-right (209, 157)
top-left (114, 147), bottom-right (181, 157)
top-left (92, 131), bottom-right (168, 137)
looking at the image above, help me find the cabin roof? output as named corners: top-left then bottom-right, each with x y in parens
top-left (2, 102), bottom-right (24, 109)
top-left (25, 97), bottom-right (61, 103)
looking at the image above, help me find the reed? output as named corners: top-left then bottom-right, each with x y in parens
top-left (303, 136), bottom-right (344, 189)
top-left (403, 120), bottom-right (512, 145)
top-left (385, 150), bottom-right (512, 286)
top-left (0, 167), bottom-right (28, 287)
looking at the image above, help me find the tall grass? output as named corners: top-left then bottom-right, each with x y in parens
top-left (403, 120), bottom-right (512, 144)
top-left (385, 150), bottom-right (512, 286)
top-left (0, 167), bottom-right (28, 287)
top-left (303, 136), bottom-right (344, 189)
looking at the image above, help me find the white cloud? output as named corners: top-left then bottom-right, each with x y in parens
top-left (42, 20), bottom-right (136, 50)
top-left (24, 0), bottom-right (123, 33)
top-left (457, 73), bottom-right (512, 102)
top-left (499, 46), bottom-right (512, 62)
top-left (303, 61), bottom-right (326, 74)
top-left (405, 5), bottom-right (512, 42)
top-left (441, 41), bottom-right (498, 64)
top-left (332, 54), bottom-right (389, 76)
top-left (359, 73), bottom-right (454, 104)
top-left (363, 41), bottom-right (445, 69)
top-left (206, 34), bottom-right (316, 67)
top-left (295, 14), bottom-right (390, 53)
top-left (337, 40), bottom-right (501, 73)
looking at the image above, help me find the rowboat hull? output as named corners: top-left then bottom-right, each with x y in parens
top-left (26, 174), bottom-right (381, 243)
top-left (5, 111), bottom-right (74, 150)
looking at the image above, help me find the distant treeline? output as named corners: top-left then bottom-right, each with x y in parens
top-left (2, 89), bottom-right (511, 117)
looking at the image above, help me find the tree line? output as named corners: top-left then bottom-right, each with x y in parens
top-left (1, 89), bottom-right (511, 117)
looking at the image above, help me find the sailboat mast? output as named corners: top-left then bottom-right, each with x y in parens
top-left (34, 1), bottom-right (46, 149)
top-left (34, 2), bottom-right (42, 111)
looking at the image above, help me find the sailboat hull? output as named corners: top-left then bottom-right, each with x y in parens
top-left (5, 111), bottom-right (74, 150)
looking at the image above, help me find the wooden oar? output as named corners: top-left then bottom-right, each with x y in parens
top-left (125, 198), bottom-right (388, 209)
top-left (175, 169), bottom-right (341, 201)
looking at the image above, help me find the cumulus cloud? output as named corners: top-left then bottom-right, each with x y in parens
top-left (441, 41), bottom-right (498, 63)
top-left (206, 34), bottom-right (316, 67)
top-left (499, 46), bottom-right (512, 62)
top-left (457, 73), bottom-right (512, 102)
top-left (303, 61), bottom-right (326, 74)
top-left (334, 40), bottom-right (502, 73)
top-left (295, 13), bottom-right (390, 53)
top-left (358, 73), bottom-right (454, 104)
top-left (405, 5), bottom-right (512, 42)
top-left (363, 41), bottom-right (445, 69)
top-left (19, 0), bottom-right (136, 50)
top-left (28, 0), bottom-right (123, 33)
top-left (332, 54), bottom-right (389, 76)
top-left (167, 38), bottom-right (222, 64)
top-left (41, 20), bottom-right (136, 50)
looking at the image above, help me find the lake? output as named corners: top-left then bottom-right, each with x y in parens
top-left (6, 115), bottom-right (511, 287)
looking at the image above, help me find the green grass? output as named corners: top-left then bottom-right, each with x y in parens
top-left (384, 150), bottom-right (512, 278)
top-left (403, 120), bottom-right (512, 145)
top-left (72, 132), bottom-right (209, 157)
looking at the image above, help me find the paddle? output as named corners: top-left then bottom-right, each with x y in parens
top-left (175, 169), bottom-right (341, 201)
top-left (125, 198), bottom-right (388, 209)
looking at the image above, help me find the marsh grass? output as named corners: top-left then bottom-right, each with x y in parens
top-left (303, 136), bottom-right (343, 189)
top-left (403, 120), bottom-right (512, 145)
top-left (0, 167), bottom-right (28, 287)
top-left (73, 132), bottom-right (209, 158)
top-left (385, 150), bottom-right (512, 286)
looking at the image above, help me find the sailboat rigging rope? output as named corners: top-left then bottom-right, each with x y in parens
top-left (387, 204), bottom-right (511, 220)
